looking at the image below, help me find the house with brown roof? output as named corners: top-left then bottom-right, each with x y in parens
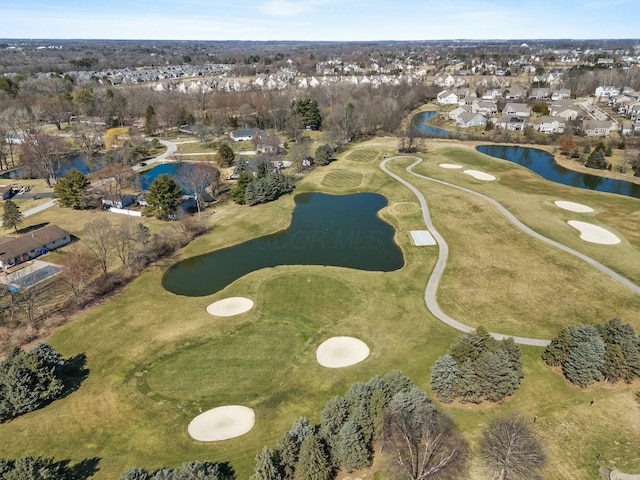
top-left (0, 225), bottom-right (71, 270)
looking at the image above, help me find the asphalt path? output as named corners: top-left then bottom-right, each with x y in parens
top-left (381, 156), bottom-right (640, 347)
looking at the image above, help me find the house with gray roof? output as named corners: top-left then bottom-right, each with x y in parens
top-left (0, 225), bottom-right (71, 270)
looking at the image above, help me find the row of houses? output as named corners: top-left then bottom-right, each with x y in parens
top-left (437, 87), bottom-right (571, 105)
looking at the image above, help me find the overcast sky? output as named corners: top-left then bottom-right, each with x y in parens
top-left (1, 0), bottom-right (638, 41)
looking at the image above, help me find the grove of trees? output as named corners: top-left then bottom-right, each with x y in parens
top-left (0, 343), bottom-right (86, 422)
top-left (430, 327), bottom-right (523, 404)
top-left (542, 318), bottom-right (640, 387)
top-left (119, 461), bottom-right (235, 480)
top-left (250, 371), bottom-right (468, 480)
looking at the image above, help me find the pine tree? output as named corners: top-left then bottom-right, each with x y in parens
top-left (456, 359), bottom-right (482, 404)
top-left (382, 370), bottom-right (414, 396)
top-left (335, 421), bottom-right (371, 472)
top-left (542, 327), bottom-right (575, 366)
top-left (146, 174), bottom-right (182, 219)
top-left (276, 417), bottom-right (313, 480)
top-left (294, 434), bottom-right (332, 480)
top-left (475, 350), bottom-right (519, 403)
top-left (585, 149), bottom-right (608, 169)
top-left (217, 143), bottom-right (236, 167)
top-left (430, 354), bottom-right (459, 403)
top-left (319, 396), bottom-right (349, 453)
top-left (2, 199), bottom-right (23, 233)
top-left (251, 446), bottom-right (282, 480)
top-left (53, 168), bottom-right (91, 209)
top-left (562, 338), bottom-right (605, 387)
top-left (602, 344), bottom-right (630, 383)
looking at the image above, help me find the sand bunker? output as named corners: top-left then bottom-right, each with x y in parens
top-left (463, 169), bottom-right (496, 181)
top-left (188, 405), bottom-right (255, 441)
top-left (554, 200), bottom-right (594, 213)
top-left (610, 470), bottom-right (640, 480)
top-left (439, 163), bottom-right (463, 169)
top-left (568, 221), bottom-right (621, 245)
top-left (206, 297), bottom-right (254, 317)
top-left (316, 336), bottom-right (370, 368)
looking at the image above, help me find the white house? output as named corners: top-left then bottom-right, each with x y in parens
top-left (448, 105), bottom-right (471, 121)
top-left (229, 128), bottom-right (255, 142)
top-left (502, 103), bottom-right (532, 117)
top-left (582, 120), bottom-right (616, 137)
top-left (532, 116), bottom-right (566, 134)
top-left (455, 112), bottom-right (487, 128)
top-left (595, 86), bottom-right (620, 98)
top-left (495, 115), bottom-right (527, 131)
top-left (437, 90), bottom-right (459, 105)
top-left (551, 89), bottom-right (571, 101)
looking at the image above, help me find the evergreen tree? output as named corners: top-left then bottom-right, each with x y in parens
top-left (456, 359), bottom-right (482, 404)
top-left (146, 174), bottom-right (182, 219)
top-left (0, 345), bottom-right (66, 422)
top-left (382, 370), bottom-right (414, 397)
top-left (602, 344), bottom-right (630, 383)
top-left (251, 446), bottom-right (282, 480)
top-left (230, 172), bottom-right (251, 204)
top-left (501, 338), bottom-right (524, 380)
top-left (562, 336), bottom-right (605, 387)
top-left (365, 375), bottom-right (392, 440)
top-left (53, 168), bottom-right (91, 208)
top-left (542, 327), bottom-right (575, 366)
top-left (276, 417), bottom-right (313, 480)
top-left (430, 354), bottom-right (459, 403)
top-left (292, 99), bottom-right (322, 130)
top-left (120, 468), bottom-right (152, 480)
top-left (217, 143), bottom-right (236, 167)
top-left (585, 149), bottom-right (608, 169)
top-left (2, 199), bottom-right (23, 233)
top-left (335, 421), bottom-right (371, 471)
top-left (319, 396), bottom-right (349, 453)
top-left (475, 350), bottom-right (519, 403)
top-left (314, 144), bottom-right (335, 165)
top-left (344, 383), bottom-right (374, 445)
top-left (294, 434), bottom-right (332, 480)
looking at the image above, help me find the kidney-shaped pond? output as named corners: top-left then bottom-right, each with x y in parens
top-left (162, 192), bottom-right (404, 296)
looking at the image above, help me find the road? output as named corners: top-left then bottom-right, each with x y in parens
top-left (2, 139), bottom-right (179, 226)
top-left (381, 156), bottom-right (640, 347)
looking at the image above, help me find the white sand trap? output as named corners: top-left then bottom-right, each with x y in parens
top-left (316, 336), bottom-right (370, 368)
top-left (463, 169), bottom-right (496, 181)
top-left (610, 470), bottom-right (640, 480)
top-left (568, 221), bottom-right (621, 245)
top-left (188, 405), bottom-right (255, 441)
top-left (206, 297), bottom-right (254, 317)
top-left (439, 163), bottom-right (463, 169)
top-left (554, 200), bottom-right (594, 213)
top-left (410, 230), bottom-right (436, 246)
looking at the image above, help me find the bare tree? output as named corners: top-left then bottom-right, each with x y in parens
top-left (19, 132), bottom-right (66, 187)
top-left (61, 249), bottom-right (96, 307)
top-left (479, 414), bottom-right (546, 480)
top-left (383, 393), bottom-right (468, 480)
top-left (178, 163), bottom-right (220, 216)
top-left (83, 217), bottom-right (113, 275)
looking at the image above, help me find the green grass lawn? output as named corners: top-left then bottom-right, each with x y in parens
top-left (0, 138), bottom-right (639, 479)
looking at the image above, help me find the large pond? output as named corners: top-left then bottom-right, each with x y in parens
top-left (477, 145), bottom-right (640, 200)
top-left (411, 111), bottom-right (450, 138)
top-left (162, 192), bottom-right (404, 296)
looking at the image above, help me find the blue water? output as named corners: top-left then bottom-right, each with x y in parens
top-left (162, 192), bottom-right (404, 296)
top-left (476, 145), bottom-right (640, 200)
top-left (138, 163), bottom-right (199, 195)
top-left (411, 111), bottom-right (450, 138)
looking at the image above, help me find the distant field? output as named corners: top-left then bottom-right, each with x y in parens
top-left (0, 139), bottom-right (638, 480)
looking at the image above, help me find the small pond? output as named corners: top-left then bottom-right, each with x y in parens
top-left (138, 163), bottom-right (200, 194)
top-left (411, 111), bottom-right (450, 138)
top-left (477, 145), bottom-right (640, 200)
top-left (162, 192), bottom-right (404, 296)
